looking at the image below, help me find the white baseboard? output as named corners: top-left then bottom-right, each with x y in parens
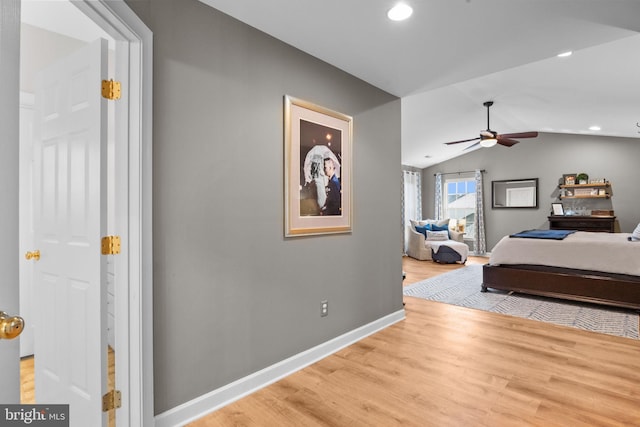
top-left (155, 309), bottom-right (406, 427)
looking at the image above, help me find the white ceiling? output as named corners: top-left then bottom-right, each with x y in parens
top-left (23, 1), bottom-right (640, 169)
top-left (200, 0), bottom-right (640, 168)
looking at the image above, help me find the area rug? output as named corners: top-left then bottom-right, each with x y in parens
top-left (403, 264), bottom-right (639, 339)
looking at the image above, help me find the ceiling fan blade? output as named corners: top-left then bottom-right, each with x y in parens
top-left (499, 131), bottom-right (538, 139)
top-left (464, 141), bottom-right (481, 150)
top-left (445, 137), bottom-right (480, 145)
top-left (497, 138), bottom-right (519, 147)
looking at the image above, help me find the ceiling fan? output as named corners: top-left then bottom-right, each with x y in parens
top-left (444, 101), bottom-right (538, 149)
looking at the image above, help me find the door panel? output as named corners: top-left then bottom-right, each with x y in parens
top-left (20, 92), bottom-right (36, 358)
top-left (33, 38), bottom-right (108, 427)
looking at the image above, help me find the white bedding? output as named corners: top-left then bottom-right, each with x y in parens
top-left (489, 231), bottom-right (640, 277)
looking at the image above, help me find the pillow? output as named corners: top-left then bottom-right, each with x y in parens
top-left (426, 230), bottom-right (449, 241)
top-left (423, 218), bottom-right (450, 227)
top-left (410, 218), bottom-right (450, 232)
top-left (414, 224), bottom-right (429, 237)
top-left (630, 223), bottom-right (640, 241)
top-left (426, 223), bottom-right (451, 239)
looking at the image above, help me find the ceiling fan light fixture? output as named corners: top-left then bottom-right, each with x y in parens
top-left (480, 138), bottom-right (497, 148)
top-left (387, 3), bottom-right (413, 21)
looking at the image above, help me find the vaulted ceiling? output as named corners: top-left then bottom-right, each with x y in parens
top-left (23, 0), bottom-right (640, 169)
top-left (200, 0), bottom-right (640, 168)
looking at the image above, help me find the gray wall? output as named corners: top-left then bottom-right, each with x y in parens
top-left (125, 0), bottom-right (403, 414)
top-left (422, 132), bottom-right (640, 251)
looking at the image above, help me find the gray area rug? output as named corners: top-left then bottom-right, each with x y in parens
top-left (403, 264), bottom-right (639, 339)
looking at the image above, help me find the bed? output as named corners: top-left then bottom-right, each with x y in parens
top-left (482, 231), bottom-right (640, 310)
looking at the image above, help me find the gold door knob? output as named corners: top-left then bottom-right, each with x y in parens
top-left (0, 311), bottom-right (24, 340)
top-left (25, 250), bottom-right (40, 261)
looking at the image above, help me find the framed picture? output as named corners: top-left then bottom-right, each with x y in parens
top-left (551, 203), bottom-right (564, 216)
top-left (284, 95), bottom-right (352, 237)
top-left (563, 173), bottom-right (577, 185)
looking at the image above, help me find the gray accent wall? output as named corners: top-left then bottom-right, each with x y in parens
top-left (125, 0), bottom-right (402, 414)
top-left (422, 132), bottom-right (640, 251)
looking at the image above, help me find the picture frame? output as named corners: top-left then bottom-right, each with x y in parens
top-left (284, 95), bottom-right (352, 237)
top-left (552, 203), bottom-right (565, 216)
top-left (563, 173), bottom-right (577, 185)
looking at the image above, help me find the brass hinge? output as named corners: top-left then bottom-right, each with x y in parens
top-left (102, 389), bottom-right (122, 412)
top-left (101, 236), bottom-right (121, 255)
top-left (101, 79), bottom-right (121, 100)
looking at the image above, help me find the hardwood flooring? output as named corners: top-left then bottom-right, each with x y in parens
top-left (190, 255), bottom-right (640, 426)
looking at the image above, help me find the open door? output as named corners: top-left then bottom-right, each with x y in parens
top-left (32, 38), bottom-right (109, 427)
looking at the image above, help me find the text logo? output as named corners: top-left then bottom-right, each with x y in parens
top-left (0, 405), bottom-right (68, 426)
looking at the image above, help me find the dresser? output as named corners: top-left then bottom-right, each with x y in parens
top-left (548, 215), bottom-right (615, 233)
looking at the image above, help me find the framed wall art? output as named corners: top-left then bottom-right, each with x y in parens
top-left (563, 173), bottom-right (577, 185)
top-left (284, 95), bottom-right (352, 237)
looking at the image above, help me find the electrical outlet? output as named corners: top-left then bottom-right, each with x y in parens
top-left (320, 300), bottom-right (328, 317)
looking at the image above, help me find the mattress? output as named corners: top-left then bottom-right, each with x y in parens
top-left (489, 231), bottom-right (640, 277)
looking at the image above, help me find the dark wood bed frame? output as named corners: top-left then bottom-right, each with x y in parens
top-left (482, 264), bottom-right (640, 311)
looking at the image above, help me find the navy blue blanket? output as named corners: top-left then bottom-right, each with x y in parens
top-left (509, 229), bottom-right (576, 240)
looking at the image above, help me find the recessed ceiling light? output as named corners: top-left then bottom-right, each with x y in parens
top-left (557, 51), bottom-right (572, 58)
top-left (589, 125), bottom-right (601, 131)
top-left (387, 3), bottom-right (413, 21)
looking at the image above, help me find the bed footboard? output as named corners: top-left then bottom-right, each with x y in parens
top-left (482, 264), bottom-right (640, 311)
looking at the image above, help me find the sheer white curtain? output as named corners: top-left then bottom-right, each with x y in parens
top-left (474, 169), bottom-right (487, 254)
top-left (402, 170), bottom-right (422, 253)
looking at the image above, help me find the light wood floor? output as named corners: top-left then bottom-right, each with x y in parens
top-left (189, 255), bottom-right (640, 426)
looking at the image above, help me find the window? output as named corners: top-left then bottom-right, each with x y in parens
top-left (444, 177), bottom-right (476, 239)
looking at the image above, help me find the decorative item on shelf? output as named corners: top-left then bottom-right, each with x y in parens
top-left (598, 189), bottom-right (607, 196)
top-left (576, 173), bottom-right (589, 184)
top-left (590, 178), bottom-right (606, 184)
top-left (563, 173), bottom-right (577, 185)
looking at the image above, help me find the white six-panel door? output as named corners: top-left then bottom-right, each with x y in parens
top-left (33, 38), bottom-right (108, 427)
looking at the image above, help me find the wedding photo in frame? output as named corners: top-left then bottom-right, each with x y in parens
top-left (284, 95), bottom-right (352, 237)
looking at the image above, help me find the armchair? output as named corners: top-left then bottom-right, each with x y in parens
top-left (406, 219), bottom-right (468, 262)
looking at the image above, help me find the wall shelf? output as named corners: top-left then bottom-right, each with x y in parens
top-left (558, 181), bottom-right (611, 199)
top-left (559, 194), bottom-right (610, 200)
